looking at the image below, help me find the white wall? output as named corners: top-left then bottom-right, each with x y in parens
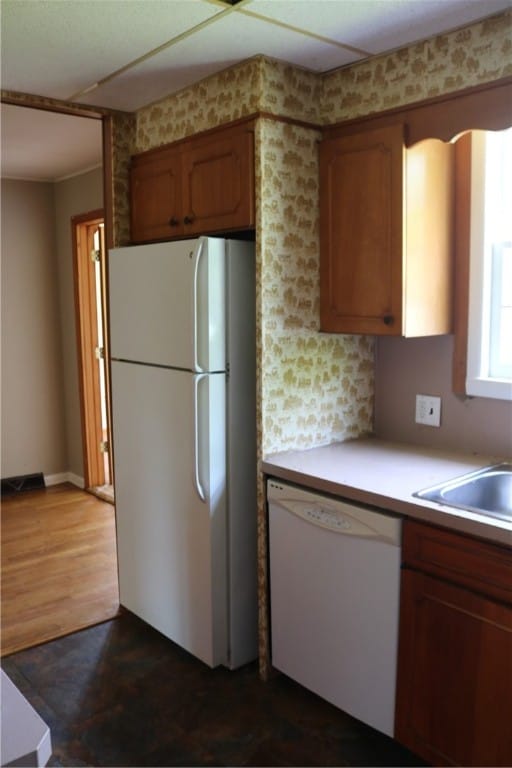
top-left (54, 167), bottom-right (103, 479)
top-left (1, 167), bottom-right (103, 482)
top-left (1, 179), bottom-right (67, 477)
top-left (374, 335), bottom-right (512, 458)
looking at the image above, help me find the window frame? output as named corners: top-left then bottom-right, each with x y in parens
top-left (465, 129), bottom-right (512, 401)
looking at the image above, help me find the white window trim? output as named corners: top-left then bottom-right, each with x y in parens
top-left (466, 131), bottom-right (512, 401)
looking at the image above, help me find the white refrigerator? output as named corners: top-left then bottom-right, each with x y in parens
top-left (108, 236), bottom-right (257, 669)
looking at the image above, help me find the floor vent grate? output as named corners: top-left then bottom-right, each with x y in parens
top-left (1, 472), bottom-right (45, 497)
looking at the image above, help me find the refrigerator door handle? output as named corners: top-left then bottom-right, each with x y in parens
top-left (193, 373), bottom-right (207, 503)
top-left (192, 239), bottom-right (205, 373)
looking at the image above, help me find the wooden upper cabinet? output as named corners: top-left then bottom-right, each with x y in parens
top-left (181, 125), bottom-right (254, 235)
top-left (130, 120), bottom-right (255, 244)
top-left (319, 123), bottom-right (454, 336)
top-left (130, 146), bottom-right (182, 243)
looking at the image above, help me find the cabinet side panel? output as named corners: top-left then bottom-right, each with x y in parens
top-left (226, 241), bottom-right (258, 668)
top-left (452, 133), bottom-right (472, 392)
top-left (404, 139), bottom-right (454, 336)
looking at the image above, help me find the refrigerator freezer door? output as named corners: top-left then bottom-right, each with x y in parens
top-left (109, 237), bottom-right (226, 372)
top-left (111, 360), bottom-right (228, 667)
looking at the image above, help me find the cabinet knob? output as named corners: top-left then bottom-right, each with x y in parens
top-left (169, 217), bottom-right (180, 227)
top-left (383, 314), bottom-right (394, 326)
top-left (184, 215), bottom-right (195, 225)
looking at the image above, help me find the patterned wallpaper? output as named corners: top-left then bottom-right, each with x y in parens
top-left (257, 119), bottom-right (373, 456)
top-left (321, 10), bottom-right (512, 123)
top-left (135, 58), bottom-right (261, 152)
top-left (258, 58), bottom-right (321, 124)
top-left (133, 57), bottom-right (321, 152)
top-left (110, 112), bottom-right (136, 248)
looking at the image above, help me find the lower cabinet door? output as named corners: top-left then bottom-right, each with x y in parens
top-left (395, 569), bottom-right (512, 767)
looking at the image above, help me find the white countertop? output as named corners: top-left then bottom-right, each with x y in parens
top-left (261, 437), bottom-right (512, 547)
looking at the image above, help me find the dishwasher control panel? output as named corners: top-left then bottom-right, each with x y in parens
top-left (302, 504), bottom-right (353, 530)
top-left (267, 478), bottom-right (402, 545)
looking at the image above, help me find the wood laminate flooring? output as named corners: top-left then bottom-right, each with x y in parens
top-left (1, 483), bottom-right (119, 657)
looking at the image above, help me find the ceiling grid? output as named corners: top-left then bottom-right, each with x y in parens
top-left (1, 0), bottom-right (510, 178)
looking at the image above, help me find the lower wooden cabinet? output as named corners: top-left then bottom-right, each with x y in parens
top-left (395, 520), bottom-right (512, 766)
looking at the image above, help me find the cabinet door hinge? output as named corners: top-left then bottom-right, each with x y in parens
top-left (90, 249), bottom-right (101, 263)
top-left (95, 346), bottom-right (105, 360)
top-left (100, 440), bottom-right (109, 454)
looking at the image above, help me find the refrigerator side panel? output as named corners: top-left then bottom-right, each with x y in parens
top-left (109, 238), bottom-right (226, 371)
top-left (225, 241), bottom-right (258, 668)
top-left (111, 361), bottom-right (227, 667)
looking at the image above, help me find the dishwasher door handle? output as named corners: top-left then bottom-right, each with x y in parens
top-left (274, 498), bottom-right (401, 546)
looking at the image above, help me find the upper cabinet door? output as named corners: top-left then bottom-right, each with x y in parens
top-left (319, 123), bottom-right (454, 337)
top-left (181, 124), bottom-right (255, 236)
top-left (320, 124), bottom-right (405, 335)
top-left (130, 146), bottom-right (183, 243)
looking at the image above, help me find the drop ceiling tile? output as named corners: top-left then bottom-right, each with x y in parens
top-left (243, 0), bottom-right (371, 49)
top-left (77, 57), bottom-right (235, 111)
top-left (212, 9), bottom-right (363, 70)
top-left (246, 0), bottom-right (512, 55)
top-left (1, 105), bottom-right (103, 181)
top-left (0, 0), bottom-right (223, 101)
top-left (78, 11), bottom-right (363, 111)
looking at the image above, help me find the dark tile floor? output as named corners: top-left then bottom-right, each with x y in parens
top-left (2, 612), bottom-right (426, 767)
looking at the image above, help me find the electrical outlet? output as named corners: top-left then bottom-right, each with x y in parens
top-left (415, 394), bottom-right (441, 427)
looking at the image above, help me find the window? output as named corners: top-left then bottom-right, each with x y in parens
top-left (466, 128), bottom-right (512, 400)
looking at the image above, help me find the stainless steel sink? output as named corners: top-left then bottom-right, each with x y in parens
top-left (414, 463), bottom-right (512, 522)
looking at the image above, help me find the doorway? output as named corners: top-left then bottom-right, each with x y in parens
top-left (73, 210), bottom-right (114, 502)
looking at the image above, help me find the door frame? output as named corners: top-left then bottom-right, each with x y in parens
top-left (72, 209), bottom-right (112, 489)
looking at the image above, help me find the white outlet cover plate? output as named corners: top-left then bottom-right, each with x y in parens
top-left (415, 394), bottom-right (441, 427)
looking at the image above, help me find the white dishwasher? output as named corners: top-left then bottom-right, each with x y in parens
top-left (268, 478), bottom-right (402, 738)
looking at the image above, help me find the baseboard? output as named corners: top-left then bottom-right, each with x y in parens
top-left (44, 472), bottom-right (85, 489)
top-left (44, 473), bottom-right (67, 487)
top-left (67, 473), bottom-right (85, 489)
